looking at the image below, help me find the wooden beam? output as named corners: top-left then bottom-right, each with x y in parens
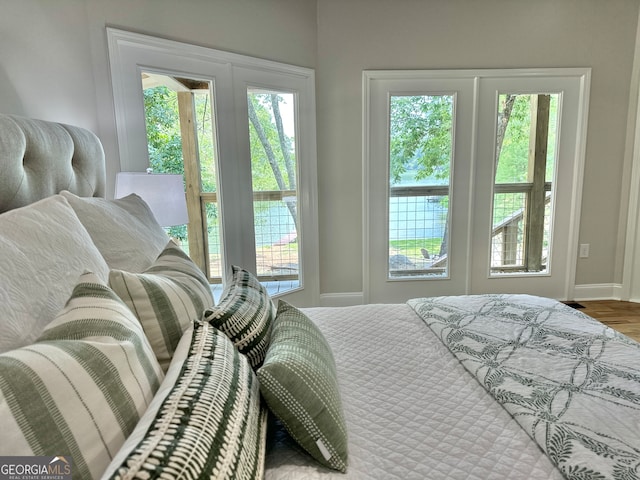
top-left (177, 91), bottom-right (208, 274)
top-left (524, 94), bottom-right (550, 272)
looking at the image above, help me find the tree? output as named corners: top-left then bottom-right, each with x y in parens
top-left (248, 93), bottom-right (297, 230)
top-left (389, 95), bottom-right (453, 185)
top-left (388, 94), bottom-right (525, 257)
top-left (143, 86), bottom-right (218, 240)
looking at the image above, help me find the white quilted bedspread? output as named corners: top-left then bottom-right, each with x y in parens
top-left (264, 304), bottom-right (564, 479)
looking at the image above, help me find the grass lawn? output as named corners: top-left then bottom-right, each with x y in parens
top-left (389, 238), bottom-right (443, 258)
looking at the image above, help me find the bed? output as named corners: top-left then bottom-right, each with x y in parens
top-left (0, 113), bottom-right (639, 480)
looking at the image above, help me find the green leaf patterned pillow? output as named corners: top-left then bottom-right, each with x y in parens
top-left (0, 272), bottom-right (164, 480)
top-left (109, 241), bottom-right (215, 371)
top-left (256, 301), bottom-right (348, 472)
top-left (106, 321), bottom-right (267, 480)
top-left (202, 265), bottom-right (275, 369)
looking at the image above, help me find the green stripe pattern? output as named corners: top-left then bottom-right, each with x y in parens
top-left (202, 265), bottom-right (275, 369)
top-left (109, 321), bottom-right (267, 480)
top-left (257, 301), bottom-right (348, 472)
top-left (0, 272), bottom-right (164, 480)
top-left (109, 241), bottom-right (215, 371)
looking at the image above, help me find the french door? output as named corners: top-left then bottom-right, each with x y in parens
top-left (364, 69), bottom-right (590, 303)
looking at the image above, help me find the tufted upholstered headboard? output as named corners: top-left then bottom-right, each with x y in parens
top-left (0, 114), bottom-right (106, 213)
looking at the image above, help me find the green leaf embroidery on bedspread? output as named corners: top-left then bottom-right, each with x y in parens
top-left (408, 294), bottom-right (640, 480)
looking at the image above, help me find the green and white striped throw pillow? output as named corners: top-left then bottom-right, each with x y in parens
top-left (108, 321), bottom-right (267, 480)
top-left (109, 241), bottom-right (214, 371)
top-left (257, 301), bottom-right (348, 472)
top-left (0, 272), bottom-right (164, 480)
top-left (202, 265), bottom-right (275, 369)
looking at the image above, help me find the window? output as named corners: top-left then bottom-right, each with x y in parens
top-left (491, 93), bottom-right (559, 275)
top-left (388, 94), bottom-right (454, 278)
top-left (107, 28), bottom-right (319, 305)
top-left (365, 69), bottom-right (590, 303)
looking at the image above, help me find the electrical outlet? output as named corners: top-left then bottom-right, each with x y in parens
top-left (579, 244), bottom-right (590, 258)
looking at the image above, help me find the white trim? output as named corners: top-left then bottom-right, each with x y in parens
top-left (563, 71), bottom-right (592, 301)
top-left (621, 7), bottom-right (640, 302)
top-left (363, 68), bottom-right (590, 303)
top-left (361, 72), bottom-right (373, 304)
top-left (107, 27), bottom-right (319, 305)
top-left (573, 283), bottom-right (624, 301)
top-left (319, 292), bottom-right (365, 307)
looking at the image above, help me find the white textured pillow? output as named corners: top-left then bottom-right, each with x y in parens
top-left (0, 195), bottom-right (109, 353)
top-left (60, 190), bottom-right (169, 272)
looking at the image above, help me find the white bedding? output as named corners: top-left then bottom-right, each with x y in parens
top-left (264, 304), bottom-right (564, 479)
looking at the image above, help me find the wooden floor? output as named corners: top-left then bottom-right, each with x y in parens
top-left (573, 300), bottom-right (640, 343)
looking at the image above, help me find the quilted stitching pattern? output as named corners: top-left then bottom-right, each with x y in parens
top-left (409, 294), bottom-right (640, 479)
top-left (264, 304), bottom-right (564, 480)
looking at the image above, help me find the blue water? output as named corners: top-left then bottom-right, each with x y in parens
top-left (389, 197), bottom-right (447, 240)
top-left (252, 196), bottom-right (447, 246)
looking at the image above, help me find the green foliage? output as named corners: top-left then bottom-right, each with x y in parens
top-left (143, 83), bottom-right (298, 240)
top-left (389, 238), bottom-right (442, 258)
top-left (496, 94), bottom-right (559, 183)
top-left (144, 86), bottom-right (184, 175)
top-left (389, 95), bottom-right (453, 185)
top-left (495, 95), bottom-right (530, 183)
top-left (248, 93), bottom-right (296, 192)
top-left (143, 85), bottom-right (221, 241)
top-left (390, 93), bottom-right (559, 188)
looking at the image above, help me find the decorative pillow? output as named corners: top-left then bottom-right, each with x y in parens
top-left (60, 190), bottom-right (169, 272)
top-left (202, 265), bottom-right (275, 369)
top-left (109, 241), bottom-right (215, 370)
top-left (105, 321), bottom-right (267, 480)
top-left (0, 272), bottom-right (164, 480)
top-left (0, 194), bottom-right (110, 353)
top-left (256, 301), bottom-right (348, 472)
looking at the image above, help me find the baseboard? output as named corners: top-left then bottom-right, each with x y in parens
top-left (572, 283), bottom-right (623, 301)
top-left (319, 292), bottom-right (365, 307)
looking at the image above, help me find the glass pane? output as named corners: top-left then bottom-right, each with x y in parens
top-left (141, 72), bottom-right (222, 282)
top-left (388, 94), bottom-right (453, 278)
top-left (247, 89), bottom-right (300, 292)
top-left (491, 93), bottom-right (558, 274)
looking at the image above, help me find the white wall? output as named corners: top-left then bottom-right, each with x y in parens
top-left (315, 0), bottom-right (640, 297)
top-left (0, 0), bottom-right (317, 197)
top-left (0, 0), bottom-right (98, 129)
top-left (1, 0), bottom-right (639, 300)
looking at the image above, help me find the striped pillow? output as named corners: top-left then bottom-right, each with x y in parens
top-left (0, 272), bottom-right (163, 480)
top-left (109, 241), bottom-right (214, 370)
top-left (107, 321), bottom-right (267, 480)
top-left (202, 265), bottom-right (275, 368)
top-left (257, 301), bottom-right (348, 472)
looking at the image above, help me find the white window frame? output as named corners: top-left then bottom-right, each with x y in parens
top-left (363, 68), bottom-right (591, 303)
top-left (107, 27), bottom-right (319, 305)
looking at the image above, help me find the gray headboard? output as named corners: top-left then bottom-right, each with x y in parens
top-left (0, 114), bottom-right (106, 213)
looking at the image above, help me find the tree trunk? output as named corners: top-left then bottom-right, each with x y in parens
top-left (271, 94), bottom-right (296, 190)
top-left (248, 98), bottom-right (298, 230)
top-left (495, 94), bottom-right (516, 167)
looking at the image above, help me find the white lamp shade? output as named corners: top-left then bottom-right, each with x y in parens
top-left (115, 172), bottom-right (188, 227)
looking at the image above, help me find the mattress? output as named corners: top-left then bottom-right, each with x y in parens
top-left (264, 303), bottom-right (564, 479)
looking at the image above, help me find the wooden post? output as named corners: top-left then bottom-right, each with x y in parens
top-left (177, 91), bottom-right (208, 275)
top-left (524, 94), bottom-right (550, 272)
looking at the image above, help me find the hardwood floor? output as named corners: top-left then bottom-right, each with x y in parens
top-left (572, 300), bottom-right (640, 343)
